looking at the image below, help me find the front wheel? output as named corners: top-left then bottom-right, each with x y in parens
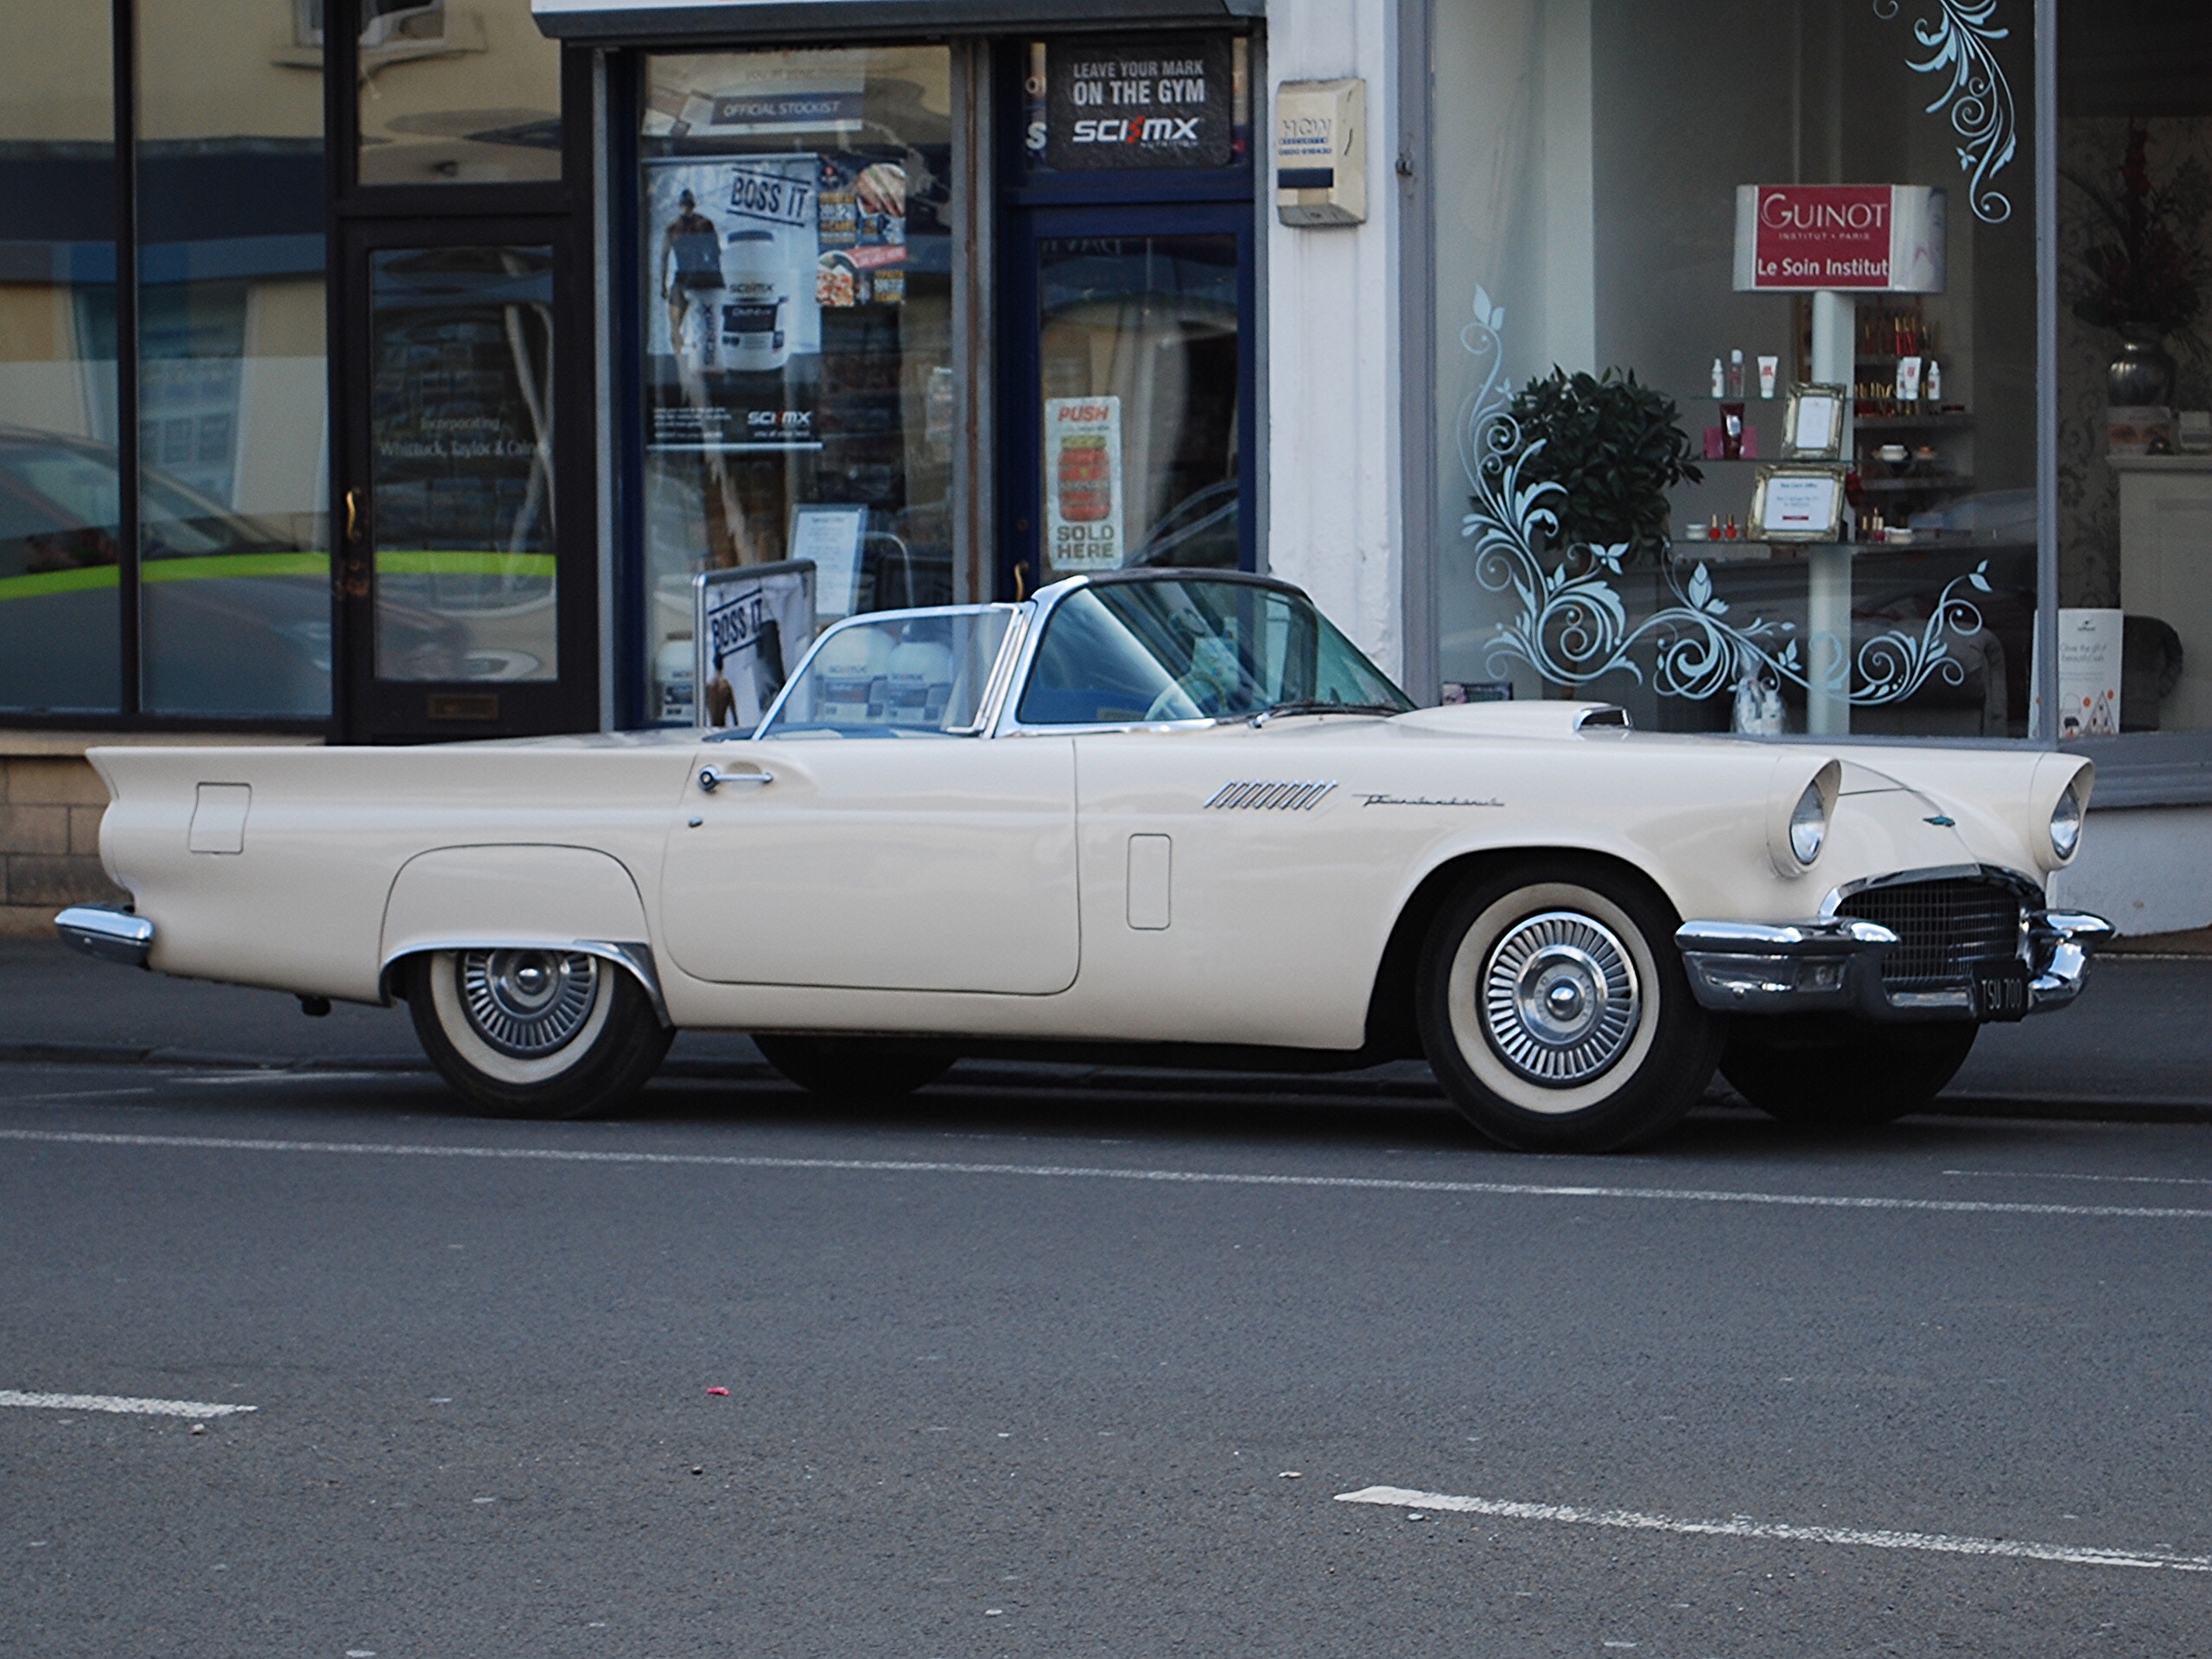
top-left (1721, 1017), bottom-right (1977, 1128)
top-left (1415, 861), bottom-right (1726, 1153)
top-left (754, 1035), bottom-right (956, 1100)
top-left (404, 949), bottom-right (672, 1119)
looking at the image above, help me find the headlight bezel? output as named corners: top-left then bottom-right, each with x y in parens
top-left (1766, 757), bottom-right (1842, 878)
top-left (2050, 785), bottom-right (2084, 861)
top-left (1788, 781), bottom-right (1827, 866)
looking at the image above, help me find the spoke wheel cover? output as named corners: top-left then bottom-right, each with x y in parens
top-left (1478, 910), bottom-right (1642, 1086)
top-left (459, 950), bottom-right (602, 1058)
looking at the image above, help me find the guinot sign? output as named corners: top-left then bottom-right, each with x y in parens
top-left (1732, 184), bottom-right (1947, 294)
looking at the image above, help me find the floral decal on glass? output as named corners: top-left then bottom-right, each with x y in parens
top-left (1873, 0), bottom-right (2018, 226)
top-left (1456, 286), bottom-right (1994, 709)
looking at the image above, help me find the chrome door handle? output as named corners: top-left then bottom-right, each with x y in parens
top-left (697, 766), bottom-right (772, 793)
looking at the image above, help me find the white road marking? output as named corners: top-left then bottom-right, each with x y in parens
top-left (0, 1389), bottom-right (256, 1418)
top-left (1334, 1486), bottom-right (2212, 1573)
top-left (1945, 1166), bottom-right (2212, 1189)
top-left (18, 1088), bottom-right (156, 1103)
top-left (1, 1127), bottom-right (2209, 1218)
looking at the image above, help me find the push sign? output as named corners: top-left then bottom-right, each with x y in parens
top-left (1043, 35), bottom-right (1235, 171)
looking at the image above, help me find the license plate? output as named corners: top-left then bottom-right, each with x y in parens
top-left (1971, 959), bottom-right (2030, 1022)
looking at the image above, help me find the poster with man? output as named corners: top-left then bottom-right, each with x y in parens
top-left (645, 155), bottom-right (824, 454)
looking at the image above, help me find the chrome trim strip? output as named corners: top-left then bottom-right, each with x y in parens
top-left (1203, 779), bottom-right (1338, 811)
top-left (1817, 862), bottom-right (2042, 918)
top-left (382, 939), bottom-right (671, 1027)
top-left (54, 906), bottom-right (154, 969)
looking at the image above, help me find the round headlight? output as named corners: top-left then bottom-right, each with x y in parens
top-left (2050, 787), bottom-right (2083, 861)
top-left (1788, 780), bottom-right (1827, 866)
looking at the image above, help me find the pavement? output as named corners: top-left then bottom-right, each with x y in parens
top-left (3, 1061), bottom-right (2208, 1656)
top-left (0, 939), bottom-right (2204, 1122)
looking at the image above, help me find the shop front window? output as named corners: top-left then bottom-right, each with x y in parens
top-left (1433, 0), bottom-right (2037, 739)
top-left (0, 1), bottom-right (119, 713)
top-left (2054, 6), bottom-right (2212, 745)
top-left (137, 0), bottom-right (332, 717)
top-left (639, 46), bottom-right (953, 724)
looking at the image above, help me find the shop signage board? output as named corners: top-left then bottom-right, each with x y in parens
top-left (1040, 36), bottom-right (1236, 171)
top-left (1044, 395), bottom-right (1125, 570)
top-left (1732, 184), bottom-right (1947, 293)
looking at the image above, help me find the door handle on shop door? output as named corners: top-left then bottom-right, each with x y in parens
top-left (698, 766), bottom-right (773, 793)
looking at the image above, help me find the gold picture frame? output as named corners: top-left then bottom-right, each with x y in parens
top-left (1749, 464), bottom-right (1848, 543)
top-left (1781, 383), bottom-right (1848, 460)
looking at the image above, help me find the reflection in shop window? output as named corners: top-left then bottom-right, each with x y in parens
top-left (1432, 0), bottom-right (2038, 740)
top-left (349, 0), bottom-right (563, 186)
top-left (136, 0), bottom-right (332, 717)
top-left (639, 47), bottom-right (953, 723)
top-left (0, 0), bottom-right (120, 712)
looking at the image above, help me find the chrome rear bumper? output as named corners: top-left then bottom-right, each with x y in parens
top-left (1675, 908), bottom-right (2112, 1021)
top-left (54, 906), bottom-right (155, 969)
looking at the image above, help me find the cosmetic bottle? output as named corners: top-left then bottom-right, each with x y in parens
top-left (1710, 358), bottom-right (1726, 398)
top-left (1925, 359), bottom-right (1942, 404)
top-left (1726, 350), bottom-right (1745, 398)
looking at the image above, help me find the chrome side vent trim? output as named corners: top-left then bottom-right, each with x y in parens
top-left (1204, 779), bottom-right (1338, 811)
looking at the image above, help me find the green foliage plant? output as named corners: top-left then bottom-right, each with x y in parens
top-left (1507, 366), bottom-right (1703, 562)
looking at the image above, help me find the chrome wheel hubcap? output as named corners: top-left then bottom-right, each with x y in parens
top-left (1479, 911), bottom-right (1641, 1085)
top-left (459, 950), bottom-right (600, 1058)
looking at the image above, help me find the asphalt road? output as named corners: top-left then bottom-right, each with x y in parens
top-left (3, 1064), bottom-right (2209, 1658)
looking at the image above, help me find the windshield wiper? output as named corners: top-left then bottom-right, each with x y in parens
top-left (1249, 699), bottom-right (1407, 728)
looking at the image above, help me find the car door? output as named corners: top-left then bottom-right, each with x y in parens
top-left (658, 736), bottom-right (1080, 994)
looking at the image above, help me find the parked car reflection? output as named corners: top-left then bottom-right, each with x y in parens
top-left (0, 425), bottom-right (460, 716)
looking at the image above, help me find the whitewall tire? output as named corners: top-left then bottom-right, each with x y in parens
top-left (405, 949), bottom-right (672, 1119)
top-left (1416, 861), bottom-right (1724, 1152)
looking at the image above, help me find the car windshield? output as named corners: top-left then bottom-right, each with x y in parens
top-left (757, 607), bottom-right (1014, 738)
top-left (1015, 578), bottom-right (1413, 726)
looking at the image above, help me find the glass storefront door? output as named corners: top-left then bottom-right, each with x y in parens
top-left (1004, 207), bottom-right (1255, 596)
top-left (337, 220), bottom-right (594, 737)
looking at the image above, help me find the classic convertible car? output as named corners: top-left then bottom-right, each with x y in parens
top-left (57, 569), bottom-right (2110, 1152)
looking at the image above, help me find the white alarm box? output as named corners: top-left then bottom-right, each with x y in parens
top-left (1274, 79), bottom-right (1366, 226)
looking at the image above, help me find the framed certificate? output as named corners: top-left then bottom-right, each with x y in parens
top-left (1749, 464), bottom-right (1848, 543)
top-left (1781, 383), bottom-right (1847, 460)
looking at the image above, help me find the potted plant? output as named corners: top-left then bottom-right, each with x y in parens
top-left (2066, 123), bottom-right (2210, 406)
top-left (1507, 366), bottom-right (1702, 563)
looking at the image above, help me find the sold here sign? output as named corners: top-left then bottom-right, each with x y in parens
top-left (1732, 184), bottom-right (1947, 294)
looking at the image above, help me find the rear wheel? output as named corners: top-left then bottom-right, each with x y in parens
top-left (404, 949), bottom-right (671, 1119)
top-left (754, 1035), bottom-right (956, 1100)
top-left (1722, 1018), bottom-right (1977, 1128)
top-left (1415, 861), bottom-right (1725, 1153)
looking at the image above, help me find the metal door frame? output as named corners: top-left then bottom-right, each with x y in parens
top-left (333, 214), bottom-right (600, 741)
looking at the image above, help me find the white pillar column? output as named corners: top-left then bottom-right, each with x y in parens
top-left (1805, 289), bottom-right (1855, 735)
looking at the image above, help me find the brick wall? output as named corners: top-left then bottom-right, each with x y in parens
top-left (0, 754), bottom-right (126, 938)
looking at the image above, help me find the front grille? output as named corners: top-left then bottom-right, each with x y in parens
top-left (1836, 878), bottom-right (2024, 990)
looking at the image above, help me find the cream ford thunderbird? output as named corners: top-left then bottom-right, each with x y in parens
top-left (58, 569), bottom-right (2110, 1152)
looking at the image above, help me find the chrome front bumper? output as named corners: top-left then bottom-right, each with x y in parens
top-left (54, 905), bottom-right (155, 969)
top-left (1675, 909), bottom-right (2113, 1022)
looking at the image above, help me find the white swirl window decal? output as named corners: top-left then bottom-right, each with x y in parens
top-left (1455, 286), bottom-right (1994, 712)
top-left (1874, 0), bottom-right (2018, 226)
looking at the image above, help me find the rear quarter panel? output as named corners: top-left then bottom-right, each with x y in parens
top-left (92, 744), bottom-right (693, 1003)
